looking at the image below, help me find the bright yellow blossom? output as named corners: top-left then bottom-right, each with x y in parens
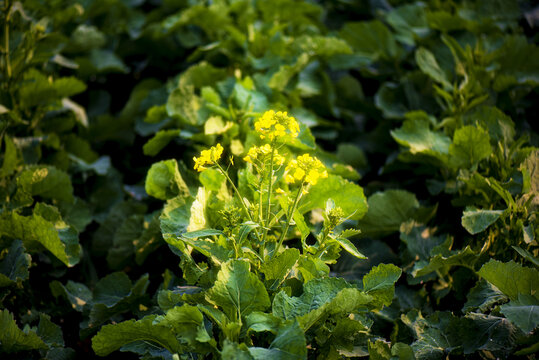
top-left (254, 110), bottom-right (300, 141)
top-left (285, 154), bottom-right (328, 185)
top-left (193, 143), bottom-right (224, 172)
top-left (243, 144), bottom-right (285, 166)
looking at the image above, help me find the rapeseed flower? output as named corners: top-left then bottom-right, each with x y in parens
top-left (193, 143), bottom-right (224, 172)
top-left (254, 110), bottom-right (300, 141)
top-left (285, 154), bottom-right (328, 185)
top-left (243, 144), bottom-right (285, 166)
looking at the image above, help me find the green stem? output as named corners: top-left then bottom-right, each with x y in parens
top-left (262, 143), bottom-right (275, 240)
top-left (273, 181), bottom-right (304, 258)
top-left (216, 163), bottom-right (262, 243)
top-left (3, 0), bottom-right (12, 80)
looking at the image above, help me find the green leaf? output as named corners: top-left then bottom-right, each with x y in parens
top-left (0, 204), bottom-right (81, 267)
top-left (207, 260), bottom-right (270, 320)
top-left (269, 53), bottom-right (310, 91)
top-left (340, 20), bottom-right (399, 62)
top-left (390, 118), bottom-right (450, 161)
top-left (143, 129), bottom-right (181, 156)
top-left (500, 295), bottom-right (539, 333)
top-left (478, 260), bottom-right (539, 301)
top-left (167, 84), bottom-right (202, 125)
top-left (89, 49), bottom-right (129, 73)
top-left (386, 3), bottom-right (429, 46)
top-left (145, 159), bottom-right (190, 200)
top-left (368, 339), bottom-right (391, 360)
top-left (160, 195), bottom-right (193, 237)
top-left (415, 48), bottom-right (451, 89)
top-left (91, 315), bottom-right (182, 356)
top-left (512, 246), bottom-right (539, 268)
top-left (334, 237), bottom-right (366, 259)
top-left (449, 126), bottom-right (492, 169)
top-left (107, 215), bottom-right (143, 270)
top-left (37, 314), bottom-right (64, 348)
top-left (357, 190), bottom-right (419, 237)
top-left (412, 246), bottom-right (477, 277)
top-left (15, 165), bottom-right (74, 203)
top-left (362, 263), bottom-right (402, 310)
top-left (461, 208), bottom-right (504, 234)
top-left (50, 280), bottom-right (92, 312)
top-left (248, 320), bottom-right (307, 360)
top-left (463, 279), bottom-right (507, 313)
top-left (182, 229), bottom-right (224, 239)
top-left (158, 305), bottom-right (213, 346)
top-left (299, 175), bottom-right (367, 220)
top-left (261, 248), bottom-right (300, 291)
top-left (0, 309), bottom-right (48, 353)
top-left (1, 135), bottom-right (20, 177)
top-left (88, 274), bottom-right (150, 328)
top-left (0, 240), bottom-right (31, 287)
top-left (199, 168), bottom-right (225, 192)
top-left (134, 214), bottom-right (164, 265)
top-left (222, 340), bottom-right (253, 360)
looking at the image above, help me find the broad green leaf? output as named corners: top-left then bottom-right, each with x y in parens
top-left (232, 83), bottom-right (269, 113)
top-left (340, 20), bottom-right (399, 62)
top-left (187, 187), bottom-right (207, 231)
top-left (357, 190), bottom-right (419, 237)
top-left (391, 342), bottom-right (416, 360)
top-left (0, 240), bottom-right (31, 287)
top-left (15, 165), bottom-right (74, 203)
top-left (500, 295), bottom-right (539, 333)
top-left (181, 237), bottom-right (229, 264)
top-left (295, 35), bottom-right (352, 58)
top-left (50, 280), bottom-right (92, 312)
top-left (463, 279), bottom-right (507, 313)
top-left (368, 339), bottom-right (391, 360)
top-left (261, 248), bottom-right (300, 291)
top-left (269, 53), bottom-right (310, 91)
top-left (160, 195), bottom-right (193, 237)
top-left (142, 129), bottom-right (181, 156)
top-left (1, 135), bottom-right (20, 177)
top-left (37, 314), bottom-right (64, 348)
top-left (204, 116), bottom-right (233, 135)
top-left (222, 340), bottom-right (253, 360)
top-left (386, 3), bottom-right (429, 46)
top-left (362, 263), bottom-right (402, 310)
top-left (19, 69), bottom-right (86, 107)
top-left (400, 222), bottom-right (447, 261)
top-left (412, 246), bottom-right (477, 277)
top-left (207, 260), bottom-right (270, 320)
top-left (248, 321), bottom-right (307, 360)
top-left (0, 309), bottom-right (48, 353)
top-left (244, 312), bottom-right (282, 336)
top-left (134, 213), bottom-right (163, 265)
top-left (158, 305), bottom-right (212, 346)
top-left (299, 175), bottom-right (367, 220)
top-left (107, 215), bottom-right (143, 270)
top-left (519, 150), bottom-right (539, 209)
top-left (461, 208), bottom-right (503, 234)
top-left (0, 204), bottom-right (81, 267)
top-left (145, 159), bottom-right (190, 200)
top-left (463, 106), bottom-right (515, 146)
top-left (89, 49), bottom-right (128, 73)
top-left (415, 47), bottom-right (451, 89)
top-left (167, 84), bottom-right (202, 125)
top-left (199, 168), bottom-right (225, 192)
top-left (93, 272), bottom-right (133, 307)
top-left (449, 126), bottom-right (492, 169)
top-left (391, 118), bottom-right (450, 161)
top-left (478, 260), bottom-right (539, 301)
top-left (91, 315), bottom-right (182, 356)
top-left (88, 274), bottom-right (149, 328)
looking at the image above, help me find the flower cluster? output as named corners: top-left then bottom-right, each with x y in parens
top-left (243, 144), bottom-right (285, 166)
top-left (254, 110), bottom-right (300, 141)
top-left (193, 143), bottom-right (224, 172)
top-left (285, 153), bottom-right (328, 185)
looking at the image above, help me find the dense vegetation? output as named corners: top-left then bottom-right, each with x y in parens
top-left (0, 0), bottom-right (537, 359)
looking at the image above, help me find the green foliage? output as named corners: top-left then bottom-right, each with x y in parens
top-left (0, 0), bottom-right (537, 358)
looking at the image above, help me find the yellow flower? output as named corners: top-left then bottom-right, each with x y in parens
top-left (193, 143), bottom-right (224, 172)
top-left (254, 110), bottom-right (300, 141)
top-left (285, 154), bottom-right (328, 185)
top-left (243, 144), bottom-right (285, 166)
